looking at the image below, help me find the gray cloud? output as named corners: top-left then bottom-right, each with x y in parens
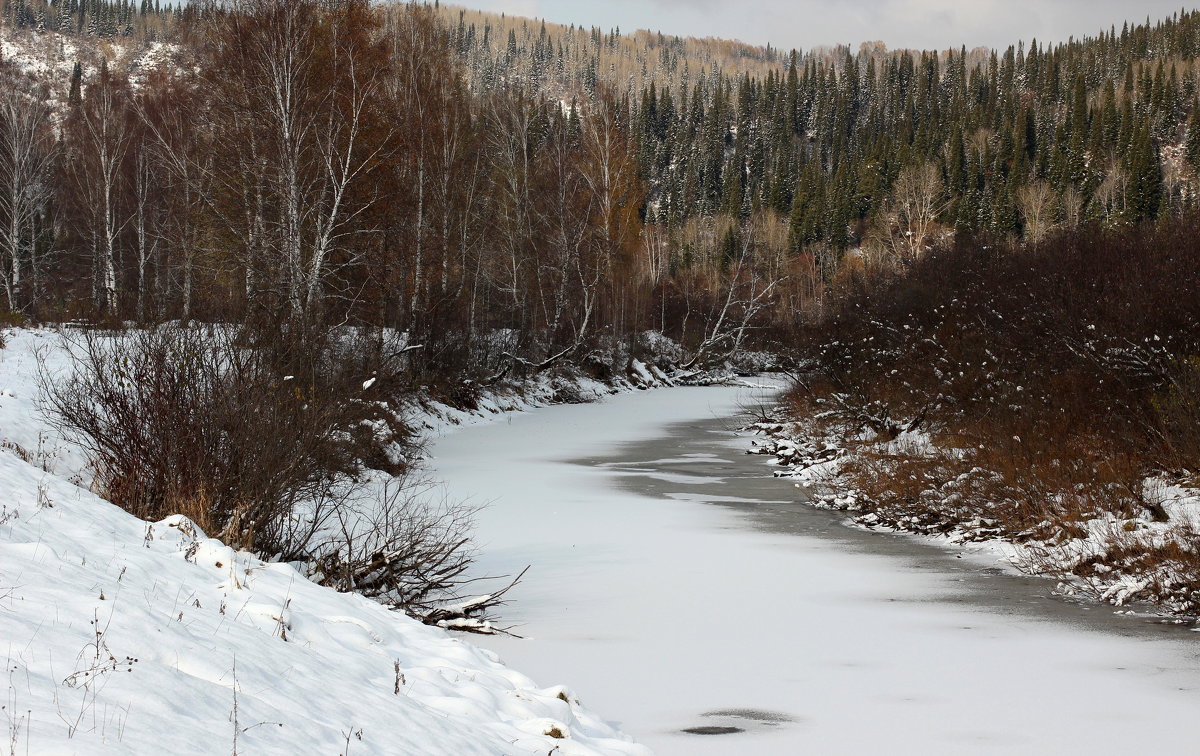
top-left (472, 0), bottom-right (1193, 52)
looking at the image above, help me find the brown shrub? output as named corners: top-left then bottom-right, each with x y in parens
top-left (795, 216), bottom-right (1200, 479)
top-left (1152, 357), bottom-right (1200, 468)
top-left (38, 324), bottom-right (407, 557)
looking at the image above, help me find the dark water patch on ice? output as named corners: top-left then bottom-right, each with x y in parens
top-left (681, 725), bottom-right (743, 735)
top-left (680, 708), bottom-right (798, 736)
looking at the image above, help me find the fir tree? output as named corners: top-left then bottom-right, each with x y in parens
top-left (1186, 103), bottom-right (1200, 175)
top-left (67, 60), bottom-right (83, 107)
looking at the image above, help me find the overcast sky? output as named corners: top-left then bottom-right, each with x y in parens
top-left (464, 0), bottom-right (1193, 52)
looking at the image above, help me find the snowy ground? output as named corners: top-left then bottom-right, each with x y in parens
top-left (1, 25), bottom-right (175, 113)
top-left (430, 382), bottom-right (1200, 755)
top-left (8, 323), bottom-right (1200, 754)
top-left (0, 329), bottom-right (648, 755)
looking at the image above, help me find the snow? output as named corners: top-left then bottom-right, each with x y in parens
top-left (429, 380), bottom-right (1200, 755)
top-left (629, 359), bottom-right (655, 387)
top-left (0, 329), bottom-right (647, 755)
top-left (0, 25), bottom-right (179, 114)
top-left (9, 324), bottom-right (1200, 754)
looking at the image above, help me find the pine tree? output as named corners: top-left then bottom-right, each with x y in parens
top-left (67, 61), bottom-right (83, 107)
top-left (1186, 103), bottom-right (1200, 175)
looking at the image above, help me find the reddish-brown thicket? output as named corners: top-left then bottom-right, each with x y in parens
top-left (787, 217), bottom-right (1200, 569)
top-left (798, 219), bottom-right (1200, 464)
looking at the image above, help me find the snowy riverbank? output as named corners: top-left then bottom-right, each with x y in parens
top-left (0, 328), bottom-right (649, 755)
top-left (749, 416), bottom-right (1200, 621)
top-left (7, 324), bottom-right (1200, 755)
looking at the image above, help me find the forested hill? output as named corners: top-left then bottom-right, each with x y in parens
top-left (0, 1), bottom-right (1199, 367)
top-left (440, 4), bottom-right (1200, 274)
top-left (433, 3), bottom-right (788, 98)
top-left (2, 0), bottom-right (178, 38)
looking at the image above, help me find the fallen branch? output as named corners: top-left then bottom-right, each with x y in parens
top-left (421, 566), bottom-right (529, 636)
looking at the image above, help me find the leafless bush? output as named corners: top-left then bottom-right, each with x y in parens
top-left (311, 478), bottom-right (501, 620)
top-left (801, 218), bottom-right (1200, 468)
top-left (39, 323), bottom-right (508, 625)
top-left (38, 324), bottom-right (403, 557)
top-left (841, 436), bottom-right (1145, 541)
top-left (1153, 357), bottom-right (1200, 467)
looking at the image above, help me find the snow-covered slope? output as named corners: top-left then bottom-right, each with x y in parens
top-left (0, 24), bottom-right (176, 112)
top-left (0, 329), bottom-right (649, 755)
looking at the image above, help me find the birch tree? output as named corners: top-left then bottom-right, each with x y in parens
top-left (1017, 180), bottom-right (1056, 244)
top-left (0, 75), bottom-right (56, 314)
top-left (67, 62), bottom-right (134, 317)
top-left (205, 0), bottom-right (390, 320)
top-left (889, 161), bottom-right (946, 265)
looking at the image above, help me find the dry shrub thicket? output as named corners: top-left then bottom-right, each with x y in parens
top-left (38, 322), bottom-right (501, 624)
top-left (790, 218), bottom-right (1200, 609)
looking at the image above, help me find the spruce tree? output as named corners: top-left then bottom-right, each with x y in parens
top-left (67, 61), bottom-right (83, 107)
top-left (1186, 103), bottom-right (1200, 175)
top-left (1127, 124), bottom-right (1163, 221)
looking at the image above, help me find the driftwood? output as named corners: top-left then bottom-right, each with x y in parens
top-left (421, 567), bottom-right (530, 636)
top-left (311, 480), bottom-right (527, 635)
top-left (482, 341), bottom-right (583, 387)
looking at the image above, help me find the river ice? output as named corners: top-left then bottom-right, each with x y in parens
top-left (432, 382), bottom-right (1200, 755)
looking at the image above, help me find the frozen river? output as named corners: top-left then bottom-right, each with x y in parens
top-left (430, 382), bottom-right (1200, 754)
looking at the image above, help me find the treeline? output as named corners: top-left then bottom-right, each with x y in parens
top-left (3, 0), bottom-right (179, 38)
top-left (0, 0), bottom-right (785, 391)
top-left (435, 4), bottom-right (787, 101)
top-left (7, 2), bottom-right (1200, 368)
top-left (446, 5), bottom-right (1200, 287)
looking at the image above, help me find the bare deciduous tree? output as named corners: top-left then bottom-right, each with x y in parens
top-left (1094, 161), bottom-right (1129, 225)
top-left (67, 62), bottom-right (134, 317)
top-left (889, 162), bottom-right (946, 264)
top-left (0, 73), bottom-right (56, 314)
top-left (681, 227), bottom-right (785, 370)
top-left (1017, 180), bottom-right (1057, 244)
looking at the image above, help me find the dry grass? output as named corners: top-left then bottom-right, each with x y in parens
top-left (840, 436), bottom-right (1145, 541)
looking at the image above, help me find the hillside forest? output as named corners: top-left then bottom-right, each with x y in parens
top-left (3, 0), bottom-right (1200, 611)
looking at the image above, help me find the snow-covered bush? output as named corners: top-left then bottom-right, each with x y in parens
top-left (634, 330), bottom-right (683, 368)
top-left (36, 325), bottom-right (494, 617)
